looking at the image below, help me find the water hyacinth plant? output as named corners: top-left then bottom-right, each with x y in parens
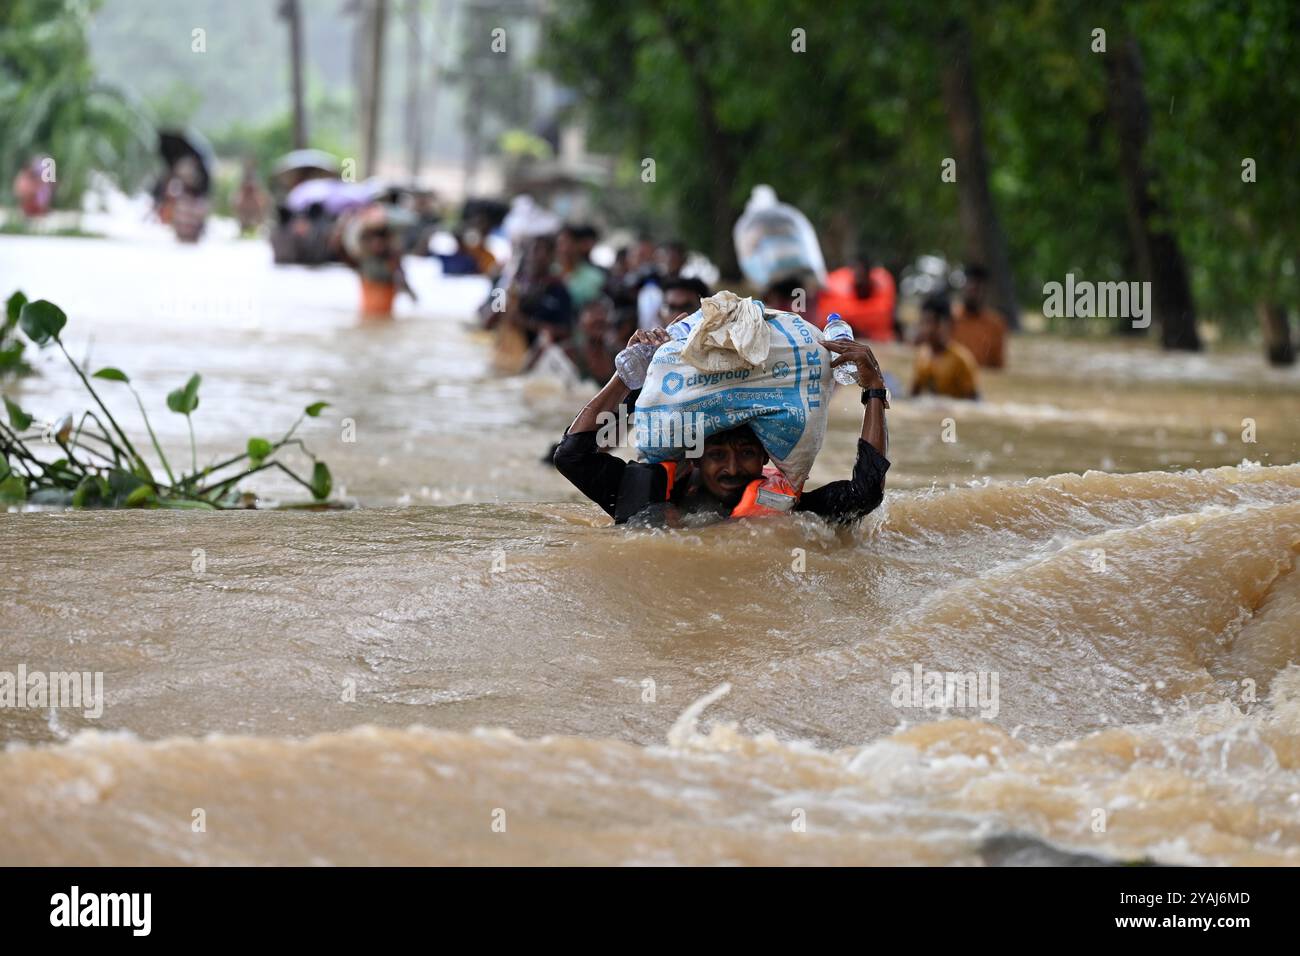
top-left (0, 292), bottom-right (335, 508)
top-left (0, 289), bottom-right (32, 379)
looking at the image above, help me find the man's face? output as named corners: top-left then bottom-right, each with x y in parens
top-left (362, 225), bottom-right (391, 250)
top-left (852, 263), bottom-right (872, 295)
top-left (964, 277), bottom-right (986, 309)
top-left (660, 288), bottom-right (701, 324)
top-left (556, 230), bottom-right (576, 262)
top-left (657, 246), bottom-right (686, 276)
top-left (918, 312), bottom-right (949, 350)
top-left (579, 301), bottom-right (609, 335)
top-left (526, 239), bottom-right (554, 278)
top-left (699, 435), bottom-right (767, 506)
top-left (631, 241), bottom-right (654, 268)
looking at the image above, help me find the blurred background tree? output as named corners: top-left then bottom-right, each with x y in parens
top-left (0, 0), bottom-right (153, 209)
top-left (546, 0), bottom-right (1298, 360)
top-left (2, 0), bottom-right (1294, 361)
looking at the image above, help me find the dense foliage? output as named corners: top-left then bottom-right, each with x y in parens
top-left (0, 0), bottom-right (153, 209)
top-left (546, 0), bottom-right (1299, 342)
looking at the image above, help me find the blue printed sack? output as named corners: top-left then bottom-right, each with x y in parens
top-left (634, 299), bottom-right (832, 486)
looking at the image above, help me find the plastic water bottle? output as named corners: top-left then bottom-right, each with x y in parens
top-left (822, 314), bottom-right (859, 386)
top-left (664, 311), bottom-right (698, 340)
top-left (614, 342), bottom-right (656, 389)
top-left (614, 310), bottom-right (701, 387)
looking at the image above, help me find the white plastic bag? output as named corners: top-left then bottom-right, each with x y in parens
top-left (732, 185), bottom-right (828, 289)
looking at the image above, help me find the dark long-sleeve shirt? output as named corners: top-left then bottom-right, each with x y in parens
top-left (554, 431), bottom-right (889, 526)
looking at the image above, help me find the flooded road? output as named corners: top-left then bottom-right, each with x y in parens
top-left (2, 234), bottom-right (1299, 865)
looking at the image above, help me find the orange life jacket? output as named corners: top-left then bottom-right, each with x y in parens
top-left (360, 277), bottom-right (397, 317)
top-left (660, 462), bottom-right (801, 519)
top-left (816, 266), bottom-right (896, 341)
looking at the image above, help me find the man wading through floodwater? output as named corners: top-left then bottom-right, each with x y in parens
top-left (554, 326), bottom-right (890, 525)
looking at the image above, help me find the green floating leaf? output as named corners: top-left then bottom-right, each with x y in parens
top-left (0, 473), bottom-right (27, 503)
top-left (5, 291), bottom-right (27, 331)
top-left (247, 437), bottom-right (272, 465)
top-left (304, 401), bottom-right (329, 418)
top-left (4, 395), bottom-right (32, 431)
top-left (158, 498), bottom-right (217, 510)
top-left (92, 367), bottom-right (130, 383)
top-left (124, 484), bottom-right (157, 507)
top-left (107, 468), bottom-right (145, 502)
top-left (166, 373), bottom-right (201, 415)
top-left (46, 458), bottom-right (79, 489)
top-left (18, 299), bottom-right (67, 346)
top-left (71, 475), bottom-right (110, 508)
top-left (309, 461), bottom-right (332, 500)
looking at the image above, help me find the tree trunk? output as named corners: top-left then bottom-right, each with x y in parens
top-left (1104, 36), bottom-right (1200, 351)
top-left (279, 0), bottom-right (308, 149)
top-left (1259, 302), bottom-right (1295, 366)
top-left (940, 17), bottom-right (1020, 329)
top-left (654, 9), bottom-right (741, 279)
top-left (404, 0), bottom-right (422, 178)
top-left (462, 71), bottom-right (483, 194)
top-left (362, 0), bottom-right (388, 178)
top-left (461, 3), bottom-right (488, 195)
top-left (425, 0), bottom-right (447, 164)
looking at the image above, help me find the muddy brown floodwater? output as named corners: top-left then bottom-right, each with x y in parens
top-left (2, 235), bottom-right (1299, 865)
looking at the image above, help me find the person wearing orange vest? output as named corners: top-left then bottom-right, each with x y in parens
top-left (553, 327), bottom-right (891, 526)
top-left (346, 209), bottom-right (417, 319)
top-left (816, 252), bottom-right (898, 341)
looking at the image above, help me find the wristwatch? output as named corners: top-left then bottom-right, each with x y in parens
top-left (861, 387), bottom-right (890, 408)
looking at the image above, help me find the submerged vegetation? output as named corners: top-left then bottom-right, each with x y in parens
top-left (0, 292), bottom-right (334, 509)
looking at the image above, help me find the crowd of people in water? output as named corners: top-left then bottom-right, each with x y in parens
top-left (443, 215), bottom-right (1013, 527)
top-left (470, 223), bottom-right (1008, 402)
top-left (8, 140), bottom-right (1011, 529)
top-left (11, 134), bottom-right (1007, 407)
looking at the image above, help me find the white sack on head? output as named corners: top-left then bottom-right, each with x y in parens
top-left (678, 291), bottom-right (770, 372)
top-left (634, 305), bottom-right (832, 487)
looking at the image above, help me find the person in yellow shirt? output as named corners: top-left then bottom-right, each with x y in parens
top-left (951, 264), bottom-right (1007, 368)
top-left (912, 296), bottom-right (979, 400)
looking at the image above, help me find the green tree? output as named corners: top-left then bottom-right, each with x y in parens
top-left (0, 0), bottom-right (153, 209)
top-left (1129, 0), bottom-right (1300, 362)
top-left (546, 0), bottom-right (1295, 356)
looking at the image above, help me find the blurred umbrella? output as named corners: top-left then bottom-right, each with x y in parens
top-left (158, 128), bottom-right (215, 194)
top-left (271, 149), bottom-right (341, 177)
top-left (285, 178), bottom-right (383, 216)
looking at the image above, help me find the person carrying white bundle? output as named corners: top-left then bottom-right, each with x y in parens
top-left (554, 291), bottom-right (892, 526)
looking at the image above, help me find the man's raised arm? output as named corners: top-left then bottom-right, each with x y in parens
top-left (796, 338), bottom-right (891, 524)
top-left (553, 328), bottom-right (669, 518)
